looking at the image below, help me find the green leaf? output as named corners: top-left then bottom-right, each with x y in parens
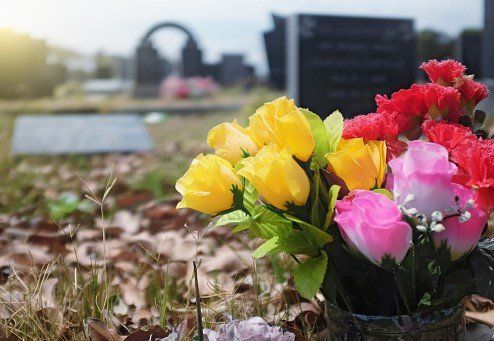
top-left (285, 214), bottom-right (332, 248)
top-left (324, 110), bottom-right (344, 153)
top-left (251, 205), bottom-right (292, 239)
top-left (309, 170), bottom-right (326, 229)
top-left (372, 188), bottom-right (394, 200)
top-left (230, 185), bottom-right (245, 213)
top-left (243, 181), bottom-right (258, 213)
top-left (231, 222), bottom-right (251, 233)
top-left (252, 237), bottom-right (281, 258)
top-left (252, 230), bottom-right (318, 258)
top-left (280, 231), bottom-right (319, 256)
top-left (48, 192), bottom-right (92, 221)
top-left (300, 108), bottom-right (330, 167)
top-left (215, 210), bottom-right (250, 227)
top-left (294, 253), bottom-right (328, 299)
top-left (419, 292), bottom-right (432, 307)
top-left (324, 185), bottom-right (340, 228)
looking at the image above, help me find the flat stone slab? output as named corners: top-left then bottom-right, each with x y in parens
top-left (11, 114), bottom-right (154, 155)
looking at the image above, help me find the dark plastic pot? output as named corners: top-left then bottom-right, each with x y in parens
top-left (326, 302), bottom-right (466, 340)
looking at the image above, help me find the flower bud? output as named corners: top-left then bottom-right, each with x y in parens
top-left (248, 97), bottom-right (315, 161)
top-left (207, 119), bottom-right (259, 165)
top-left (326, 138), bottom-right (386, 191)
top-left (334, 190), bottom-right (412, 265)
top-left (176, 154), bottom-right (242, 215)
top-left (238, 144), bottom-right (310, 210)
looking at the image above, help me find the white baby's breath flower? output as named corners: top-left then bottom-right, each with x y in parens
top-left (460, 211), bottom-right (472, 223)
top-left (463, 199), bottom-right (475, 211)
top-left (416, 225), bottom-right (427, 232)
top-left (404, 194), bottom-right (415, 204)
top-left (431, 211), bottom-right (444, 222)
top-left (430, 222), bottom-right (445, 233)
top-left (417, 214), bottom-right (428, 225)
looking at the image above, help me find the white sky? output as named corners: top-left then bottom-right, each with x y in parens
top-left (0, 0), bottom-right (485, 74)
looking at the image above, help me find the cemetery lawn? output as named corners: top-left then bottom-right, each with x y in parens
top-left (0, 90), bottom-right (325, 340)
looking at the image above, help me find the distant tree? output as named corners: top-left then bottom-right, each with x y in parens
top-left (0, 29), bottom-right (67, 99)
top-left (94, 51), bottom-right (115, 79)
top-left (417, 29), bottom-right (455, 63)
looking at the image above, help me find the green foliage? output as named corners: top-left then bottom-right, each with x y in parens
top-left (218, 204), bottom-right (292, 240)
top-left (252, 237), bottom-right (280, 258)
top-left (309, 169), bottom-right (327, 230)
top-left (300, 109), bottom-right (330, 167)
top-left (131, 170), bottom-right (167, 199)
top-left (417, 29), bottom-right (455, 66)
top-left (216, 210), bottom-right (250, 227)
top-left (323, 110), bottom-right (344, 153)
top-left (250, 205), bottom-right (292, 239)
top-left (419, 292), bottom-right (432, 307)
top-left (252, 229), bottom-right (321, 259)
top-left (48, 192), bottom-right (92, 221)
top-left (284, 214), bottom-right (332, 249)
top-left (300, 108), bottom-right (344, 169)
top-left (294, 253), bottom-right (328, 299)
top-left (0, 29), bottom-right (67, 98)
top-left (324, 185), bottom-right (340, 228)
top-left (243, 181), bottom-right (258, 213)
top-left (372, 188), bottom-right (394, 200)
top-left (94, 51), bottom-right (115, 79)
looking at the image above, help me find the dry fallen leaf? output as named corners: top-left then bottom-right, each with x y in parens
top-left (86, 318), bottom-right (121, 341)
top-left (119, 277), bottom-right (148, 309)
top-left (124, 325), bottom-right (170, 341)
top-left (464, 295), bottom-right (494, 329)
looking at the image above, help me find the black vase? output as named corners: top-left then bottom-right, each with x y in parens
top-left (325, 302), bottom-right (466, 340)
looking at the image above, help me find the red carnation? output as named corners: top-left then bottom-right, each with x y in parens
top-left (458, 79), bottom-right (489, 111)
top-left (376, 86), bottom-right (427, 133)
top-left (342, 113), bottom-right (406, 161)
top-left (385, 138), bottom-right (408, 161)
top-left (420, 83), bottom-right (462, 122)
top-left (420, 59), bottom-right (466, 86)
top-left (452, 139), bottom-right (494, 212)
top-left (422, 119), bottom-right (476, 155)
top-left (343, 112), bottom-right (398, 140)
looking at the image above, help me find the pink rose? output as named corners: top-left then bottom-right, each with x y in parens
top-left (388, 140), bottom-right (458, 218)
top-left (334, 190), bottom-right (412, 265)
top-left (433, 184), bottom-right (488, 261)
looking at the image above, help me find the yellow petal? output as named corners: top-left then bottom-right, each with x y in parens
top-left (325, 138), bottom-right (386, 191)
top-left (175, 154), bottom-right (241, 215)
top-left (276, 109), bottom-right (315, 161)
top-left (238, 144), bottom-right (310, 210)
top-left (207, 120), bottom-right (258, 164)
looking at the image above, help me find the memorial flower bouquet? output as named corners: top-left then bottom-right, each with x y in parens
top-left (176, 59), bottom-right (493, 318)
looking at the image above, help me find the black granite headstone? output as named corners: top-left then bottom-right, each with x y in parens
top-left (182, 38), bottom-right (203, 77)
top-left (134, 41), bottom-right (168, 97)
top-left (483, 0), bottom-right (494, 78)
top-left (287, 14), bottom-right (415, 118)
top-left (202, 63), bottom-right (220, 80)
top-left (264, 14), bottom-right (286, 90)
top-left (219, 54), bottom-right (248, 85)
top-left (458, 30), bottom-right (483, 78)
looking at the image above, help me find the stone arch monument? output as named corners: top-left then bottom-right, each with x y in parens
top-left (134, 22), bottom-right (203, 97)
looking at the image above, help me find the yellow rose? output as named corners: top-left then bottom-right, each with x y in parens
top-left (325, 138), bottom-right (387, 191)
top-left (207, 119), bottom-right (259, 164)
top-left (248, 96), bottom-right (315, 161)
top-left (176, 154), bottom-right (242, 215)
top-left (238, 144), bottom-right (310, 210)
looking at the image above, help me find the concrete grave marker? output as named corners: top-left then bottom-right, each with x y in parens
top-left (12, 114), bottom-right (154, 155)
